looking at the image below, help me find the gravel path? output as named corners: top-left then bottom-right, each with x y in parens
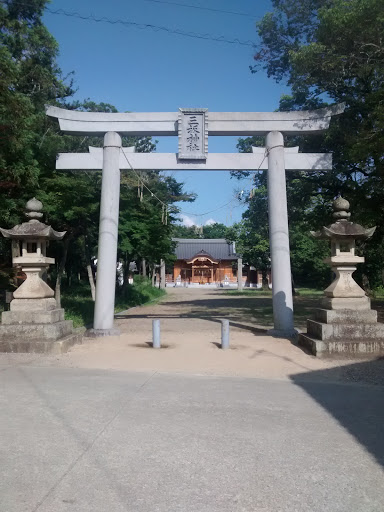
top-left (2, 287), bottom-right (384, 385)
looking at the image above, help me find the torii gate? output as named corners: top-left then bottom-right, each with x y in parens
top-left (47, 105), bottom-right (344, 337)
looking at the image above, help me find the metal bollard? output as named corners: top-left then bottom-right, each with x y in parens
top-left (152, 319), bottom-right (161, 348)
top-left (221, 319), bottom-right (230, 349)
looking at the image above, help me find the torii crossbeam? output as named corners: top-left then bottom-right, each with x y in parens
top-left (47, 105), bottom-right (344, 337)
top-left (56, 147), bottom-right (332, 171)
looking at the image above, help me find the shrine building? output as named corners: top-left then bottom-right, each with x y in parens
top-left (171, 238), bottom-right (238, 285)
top-left (169, 238), bottom-right (270, 287)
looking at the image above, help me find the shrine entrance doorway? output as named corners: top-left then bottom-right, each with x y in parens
top-left (193, 267), bottom-right (212, 284)
top-left (188, 254), bottom-right (218, 284)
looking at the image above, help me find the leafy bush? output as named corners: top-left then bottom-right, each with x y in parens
top-left (115, 276), bottom-right (165, 310)
top-left (62, 277), bottom-right (165, 328)
top-left (373, 286), bottom-right (384, 299)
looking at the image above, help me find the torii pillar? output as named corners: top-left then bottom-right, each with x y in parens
top-left (92, 132), bottom-right (121, 335)
top-left (266, 131), bottom-right (293, 335)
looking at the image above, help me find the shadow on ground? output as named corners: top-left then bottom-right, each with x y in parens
top-left (115, 290), bottom-right (322, 332)
top-left (291, 358), bottom-right (384, 469)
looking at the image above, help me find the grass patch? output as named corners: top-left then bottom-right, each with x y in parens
top-left (222, 287), bottom-right (325, 329)
top-left (226, 287), bottom-right (323, 299)
top-left (115, 276), bottom-right (166, 312)
top-left (373, 286), bottom-right (384, 299)
top-left (61, 283), bottom-right (94, 328)
top-left (62, 276), bottom-right (166, 328)
top-left (226, 288), bottom-right (272, 297)
top-left (295, 288), bottom-right (324, 297)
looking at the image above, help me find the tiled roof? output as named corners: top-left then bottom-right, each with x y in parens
top-left (172, 238), bottom-right (238, 260)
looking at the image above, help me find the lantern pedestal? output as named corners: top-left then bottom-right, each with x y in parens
top-left (0, 290), bottom-right (83, 355)
top-left (0, 198), bottom-right (83, 353)
top-left (299, 260), bottom-right (384, 357)
top-left (298, 198), bottom-right (384, 357)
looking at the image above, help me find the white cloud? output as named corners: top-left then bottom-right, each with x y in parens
top-left (205, 218), bottom-right (217, 226)
top-left (180, 214), bottom-right (197, 227)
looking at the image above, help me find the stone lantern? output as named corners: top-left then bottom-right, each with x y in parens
top-left (0, 198), bottom-right (82, 353)
top-left (313, 197), bottom-right (376, 309)
top-left (1, 197), bottom-right (65, 300)
top-left (299, 197), bottom-right (384, 357)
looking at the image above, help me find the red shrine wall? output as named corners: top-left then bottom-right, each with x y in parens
top-left (168, 261), bottom-right (272, 287)
top-left (173, 260), bottom-right (236, 284)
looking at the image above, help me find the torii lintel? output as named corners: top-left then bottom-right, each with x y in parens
top-left (46, 104), bottom-right (345, 136)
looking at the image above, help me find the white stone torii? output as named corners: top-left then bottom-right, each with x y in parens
top-left (47, 105), bottom-right (343, 337)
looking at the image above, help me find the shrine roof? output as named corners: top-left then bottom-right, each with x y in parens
top-left (172, 238), bottom-right (238, 261)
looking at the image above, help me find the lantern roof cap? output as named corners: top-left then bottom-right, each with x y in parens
top-left (311, 197), bottom-right (376, 240)
top-left (0, 198), bottom-right (66, 240)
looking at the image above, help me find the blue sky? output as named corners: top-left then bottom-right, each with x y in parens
top-left (43, 0), bottom-right (289, 226)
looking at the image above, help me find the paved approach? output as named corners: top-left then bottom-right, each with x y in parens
top-left (1, 365), bottom-right (384, 512)
top-left (1, 288), bottom-right (384, 511)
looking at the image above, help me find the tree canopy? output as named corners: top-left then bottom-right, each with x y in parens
top-left (232, 0), bottom-right (384, 288)
top-left (0, 0), bottom-right (195, 293)
top-left (172, 222), bottom-right (232, 240)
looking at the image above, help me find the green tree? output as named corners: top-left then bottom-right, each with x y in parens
top-left (0, 0), bottom-right (196, 297)
top-left (0, 0), bottom-right (73, 224)
top-left (171, 222), bottom-right (232, 239)
top-left (171, 225), bottom-right (198, 238)
top-left (243, 0), bottom-right (384, 288)
top-left (233, 133), bottom-right (332, 287)
top-left (203, 223), bottom-right (232, 239)
top-left (0, 0), bottom-right (74, 288)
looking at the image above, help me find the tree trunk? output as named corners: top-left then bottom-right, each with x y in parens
top-left (262, 269), bottom-right (269, 289)
top-left (55, 236), bottom-right (71, 308)
top-left (151, 265), bottom-right (156, 287)
top-left (142, 258), bottom-right (147, 277)
top-left (123, 253), bottom-right (131, 286)
top-left (84, 236), bottom-right (96, 301)
top-left (86, 263), bottom-right (95, 300)
top-left (121, 252), bottom-right (132, 292)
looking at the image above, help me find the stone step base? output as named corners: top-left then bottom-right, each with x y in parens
top-left (0, 329), bottom-right (83, 354)
top-left (321, 296), bottom-right (371, 311)
top-left (307, 319), bottom-right (384, 340)
top-left (10, 298), bottom-right (57, 312)
top-left (298, 333), bottom-right (384, 358)
top-left (314, 308), bottom-right (377, 324)
top-left (2, 309), bottom-right (65, 325)
top-left (0, 320), bottom-right (73, 341)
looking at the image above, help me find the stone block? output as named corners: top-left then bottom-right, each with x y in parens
top-left (321, 296), bottom-right (371, 310)
top-left (314, 308), bottom-right (377, 324)
top-left (2, 308), bottom-right (65, 325)
top-left (85, 327), bottom-right (121, 337)
top-left (13, 270), bottom-right (54, 299)
top-left (10, 298), bottom-right (57, 312)
top-left (307, 319), bottom-right (384, 341)
top-left (323, 265), bottom-right (366, 299)
top-left (297, 334), bottom-right (328, 357)
top-left (0, 329), bottom-right (83, 354)
top-left (0, 320), bottom-right (73, 341)
top-left (298, 333), bottom-right (384, 357)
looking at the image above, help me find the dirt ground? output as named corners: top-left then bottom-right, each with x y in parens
top-left (4, 287), bottom-right (383, 383)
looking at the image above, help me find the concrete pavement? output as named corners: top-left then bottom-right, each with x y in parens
top-left (1, 364), bottom-right (384, 512)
